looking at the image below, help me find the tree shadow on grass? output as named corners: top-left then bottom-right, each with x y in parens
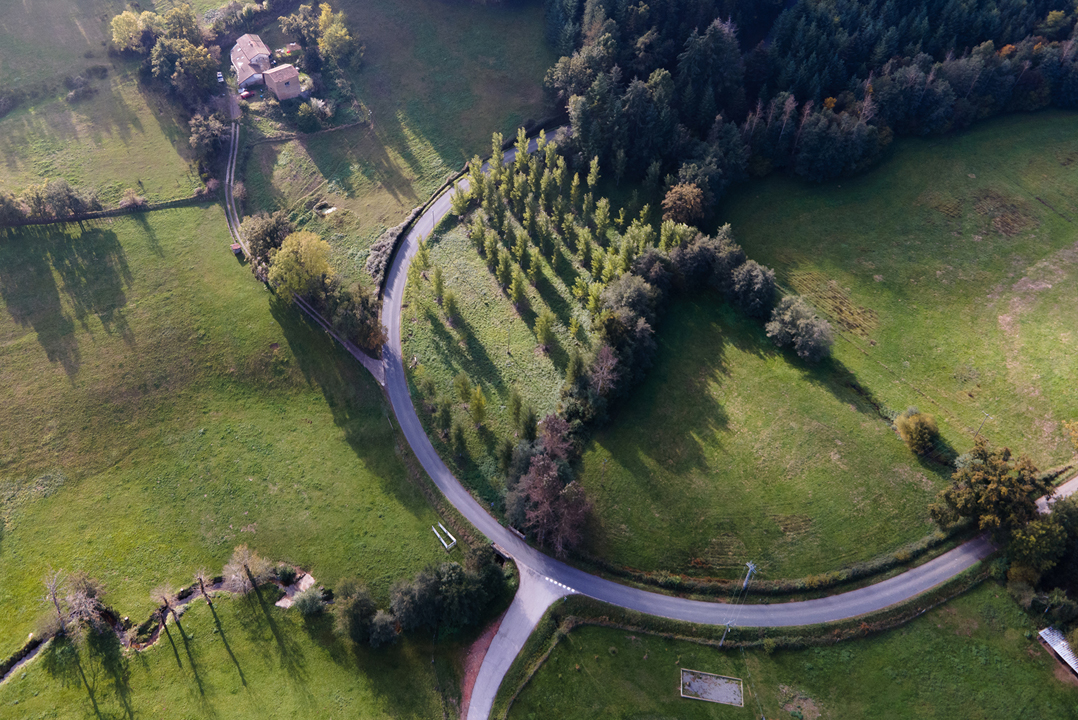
top-left (47, 225), bottom-right (134, 343)
top-left (208, 600), bottom-right (247, 687)
top-left (162, 617), bottom-right (183, 669)
top-left (303, 123), bottom-right (421, 206)
top-left (0, 222), bottom-right (135, 376)
top-left (234, 583), bottom-right (311, 698)
top-left (594, 298), bottom-right (733, 510)
top-left (268, 296), bottom-right (434, 509)
top-left (171, 613), bottom-right (213, 708)
top-left (533, 263), bottom-right (575, 331)
top-left (796, 353), bottom-right (899, 428)
top-left (0, 228), bottom-right (82, 376)
top-left (421, 306), bottom-right (505, 390)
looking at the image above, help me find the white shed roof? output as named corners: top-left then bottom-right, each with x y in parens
top-left (1040, 627), bottom-right (1078, 675)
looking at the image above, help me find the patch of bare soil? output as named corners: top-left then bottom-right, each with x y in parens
top-left (779, 684), bottom-right (822, 720)
top-left (459, 609), bottom-right (507, 719)
top-left (1052, 658), bottom-right (1078, 687)
top-left (789, 271), bottom-right (878, 336)
top-left (973, 190), bottom-right (1038, 237)
top-left (772, 514), bottom-right (813, 539)
top-left (917, 190), bottom-right (963, 219)
top-left (692, 534), bottom-right (749, 570)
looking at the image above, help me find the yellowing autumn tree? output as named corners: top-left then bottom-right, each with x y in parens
top-left (268, 231), bottom-right (332, 298)
top-left (318, 4), bottom-right (359, 65)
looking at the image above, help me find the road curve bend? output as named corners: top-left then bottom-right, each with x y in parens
top-left (222, 122), bottom-right (1066, 718)
top-left (374, 140), bottom-right (1060, 718)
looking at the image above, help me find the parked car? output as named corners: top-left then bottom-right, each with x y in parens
top-left (217, 72), bottom-right (225, 83)
top-left (239, 90), bottom-right (253, 99)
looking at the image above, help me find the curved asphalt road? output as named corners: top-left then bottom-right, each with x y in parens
top-left (375, 140), bottom-right (1039, 719)
top-left (224, 126), bottom-right (1070, 719)
top-left (380, 141), bottom-right (999, 625)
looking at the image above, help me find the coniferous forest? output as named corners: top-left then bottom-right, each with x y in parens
top-left (546, 0), bottom-right (1078, 199)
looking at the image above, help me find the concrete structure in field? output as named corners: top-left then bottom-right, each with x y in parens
top-left (231, 33), bottom-right (271, 88)
top-left (264, 64), bottom-right (301, 100)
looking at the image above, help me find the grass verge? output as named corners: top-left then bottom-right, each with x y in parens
top-left (501, 579), bottom-right (1078, 719)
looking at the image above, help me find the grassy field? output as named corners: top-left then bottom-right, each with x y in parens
top-left (401, 222), bottom-right (593, 504)
top-left (242, 0), bottom-right (555, 284)
top-left (1, 588), bottom-right (468, 719)
top-left (578, 296), bottom-right (950, 580)
top-left (0, 71), bottom-right (200, 205)
top-left (0, 0), bottom-right (124, 92)
top-left (720, 111), bottom-right (1078, 467)
top-left (576, 111), bottom-right (1078, 580)
top-left (0, 206), bottom-right (453, 661)
top-left (508, 583), bottom-right (1078, 719)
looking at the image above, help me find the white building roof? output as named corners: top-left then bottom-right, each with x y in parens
top-left (1040, 627), bottom-right (1078, 675)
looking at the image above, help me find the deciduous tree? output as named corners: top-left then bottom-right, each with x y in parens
top-left (930, 438), bottom-right (1050, 538)
top-left (268, 231), bottom-right (332, 298)
top-left (895, 407), bottom-right (940, 455)
top-left (765, 295), bottom-right (834, 363)
top-left (661, 182), bottom-right (705, 224)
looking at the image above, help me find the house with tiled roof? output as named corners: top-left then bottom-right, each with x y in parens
top-left (231, 33), bottom-right (271, 88)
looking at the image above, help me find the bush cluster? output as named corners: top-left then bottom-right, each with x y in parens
top-left (365, 206), bottom-right (423, 287)
top-left (0, 179), bottom-right (101, 226)
top-left (766, 295), bottom-right (834, 363)
top-left (895, 407), bottom-right (940, 455)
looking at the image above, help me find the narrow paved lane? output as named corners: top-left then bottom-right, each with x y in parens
top-left (374, 141), bottom-right (1071, 719)
top-left (224, 125), bottom-right (1070, 718)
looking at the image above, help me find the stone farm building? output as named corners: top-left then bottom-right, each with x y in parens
top-left (264, 65), bottom-right (301, 101)
top-left (231, 33), bottom-right (303, 101)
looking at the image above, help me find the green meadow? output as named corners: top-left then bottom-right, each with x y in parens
top-left (0, 206), bottom-right (452, 661)
top-left (402, 222), bottom-right (593, 504)
top-left (508, 583), bottom-right (1078, 720)
top-left (577, 111), bottom-right (1078, 580)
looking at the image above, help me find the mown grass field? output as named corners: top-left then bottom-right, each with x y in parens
top-left (577, 111), bottom-right (1078, 580)
top-left (0, 71), bottom-right (200, 205)
top-left (402, 221), bottom-right (593, 504)
top-left (508, 583), bottom-right (1078, 720)
top-left (721, 111), bottom-right (1078, 467)
top-left (2, 588), bottom-right (468, 719)
top-left (578, 297), bottom-right (950, 580)
top-left (242, 0), bottom-right (555, 284)
top-left (0, 206), bottom-right (453, 661)
top-left (0, 0), bottom-right (123, 92)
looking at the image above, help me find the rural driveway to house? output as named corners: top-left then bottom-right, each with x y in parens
top-left (224, 126), bottom-right (1075, 719)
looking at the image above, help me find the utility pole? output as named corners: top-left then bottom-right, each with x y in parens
top-left (720, 561), bottom-right (756, 647)
top-left (975, 410), bottom-right (992, 438)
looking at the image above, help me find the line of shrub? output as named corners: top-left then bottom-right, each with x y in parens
top-left (365, 205), bottom-right (426, 288)
top-left (571, 522), bottom-right (978, 599)
top-left (0, 186), bottom-right (217, 229)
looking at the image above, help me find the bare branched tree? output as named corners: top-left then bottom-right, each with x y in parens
top-left (194, 568), bottom-right (213, 607)
top-left (67, 572), bottom-right (106, 636)
top-left (224, 544), bottom-right (271, 594)
top-left (590, 345), bottom-right (619, 396)
top-left (151, 584), bottom-right (176, 621)
top-left (42, 569), bottom-right (68, 635)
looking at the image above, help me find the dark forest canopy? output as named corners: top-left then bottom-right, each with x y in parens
top-left (545, 0), bottom-right (1078, 201)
